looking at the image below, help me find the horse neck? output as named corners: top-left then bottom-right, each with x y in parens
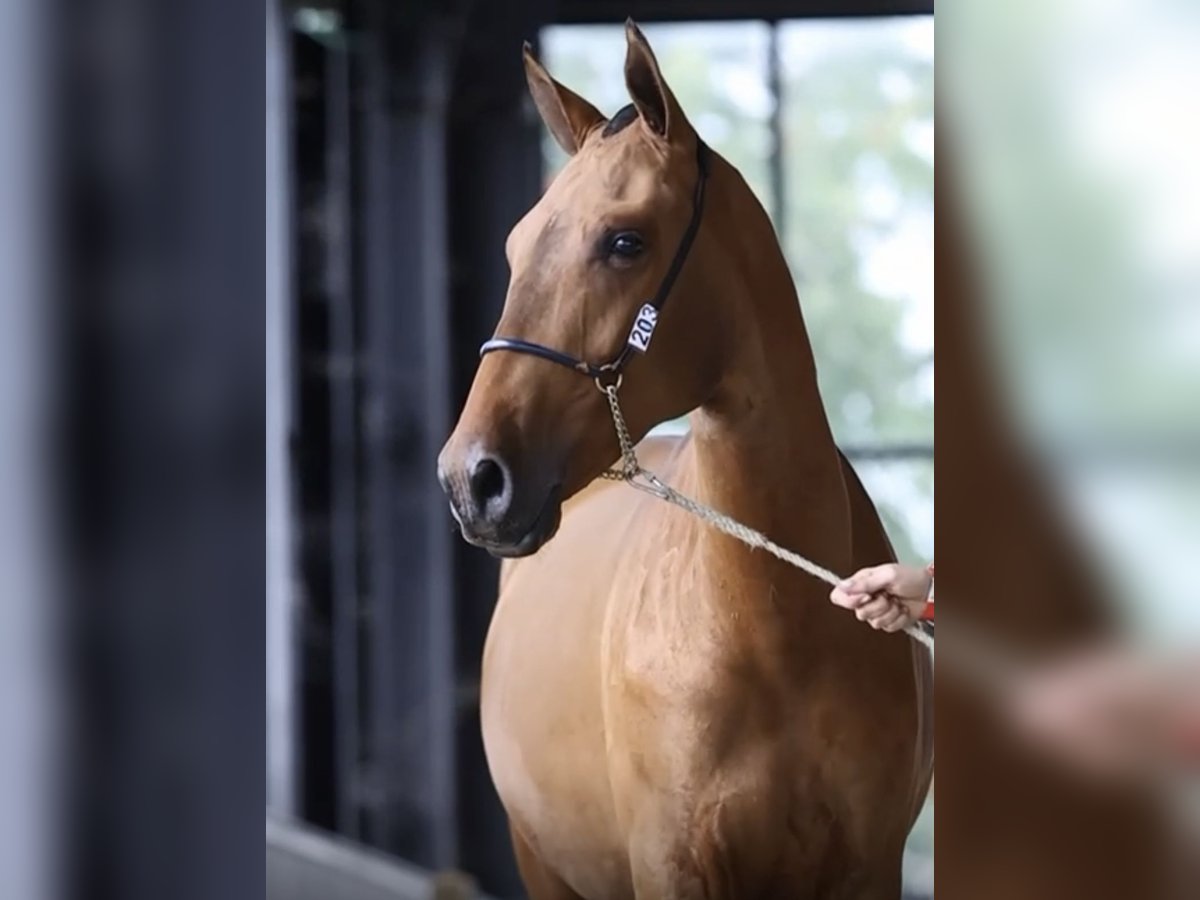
top-left (685, 175), bottom-right (853, 574)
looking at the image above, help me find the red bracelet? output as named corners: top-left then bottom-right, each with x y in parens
top-left (920, 563), bottom-right (935, 621)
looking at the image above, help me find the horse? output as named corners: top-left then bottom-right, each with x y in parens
top-left (438, 23), bottom-right (933, 899)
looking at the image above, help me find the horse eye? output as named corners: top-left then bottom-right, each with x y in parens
top-left (608, 232), bottom-right (644, 259)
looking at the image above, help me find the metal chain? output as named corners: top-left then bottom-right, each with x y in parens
top-left (597, 382), bottom-right (934, 652)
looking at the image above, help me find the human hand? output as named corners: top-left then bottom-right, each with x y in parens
top-left (829, 563), bottom-right (932, 632)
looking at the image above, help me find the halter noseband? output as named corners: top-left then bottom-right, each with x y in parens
top-left (479, 140), bottom-right (710, 385)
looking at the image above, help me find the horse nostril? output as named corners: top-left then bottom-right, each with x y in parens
top-left (469, 455), bottom-right (509, 516)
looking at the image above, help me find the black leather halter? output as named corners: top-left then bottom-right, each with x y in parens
top-left (479, 140), bottom-right (710, 385)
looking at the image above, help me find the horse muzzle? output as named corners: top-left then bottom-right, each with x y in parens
top-left (437, 441), bottom-right (563, 558)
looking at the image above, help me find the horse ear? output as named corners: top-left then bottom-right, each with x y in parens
top-left (623, 20), bottom-right (688, 142)
top-left (522, 43), bottom-right (605, 156)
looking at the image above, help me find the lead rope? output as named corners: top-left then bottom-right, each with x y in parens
top-left (597, 381), bottom-right (934, 653)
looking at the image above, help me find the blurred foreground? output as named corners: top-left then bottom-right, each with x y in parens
top-left (936, 1), bottom-right (1200, 897)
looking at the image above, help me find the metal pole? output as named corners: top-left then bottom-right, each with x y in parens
top-left (0, 0), bottom-right (53, 897)
top-left (266, 0), bottom-right (298, 821)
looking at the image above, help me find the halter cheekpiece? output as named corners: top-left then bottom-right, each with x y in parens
top-left (479, 140), bottom-right (711, 384)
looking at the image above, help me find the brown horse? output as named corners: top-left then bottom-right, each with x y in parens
top-left (438, 23), bottom-right (932, 900)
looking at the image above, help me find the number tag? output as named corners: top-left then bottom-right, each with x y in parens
top-left (626, 304), bottom-right (659, 353)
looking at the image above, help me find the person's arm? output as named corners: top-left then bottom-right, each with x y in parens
top-left (829, 562), bottom-right (933, 632)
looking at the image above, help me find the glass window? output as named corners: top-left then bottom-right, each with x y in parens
top-left (778, 18), bottom-right (934, 448)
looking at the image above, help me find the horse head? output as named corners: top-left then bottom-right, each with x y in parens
top-left (439, 23), bottom-right (734, 557)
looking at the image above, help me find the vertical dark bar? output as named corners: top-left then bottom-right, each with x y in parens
top-left (61, 0), bottom-right (267, 896)
top-left (292, 25), bottom-right (337, 833)
top-left (356, 1), bottom-right (458, 868)
top-left (324, 27), bottom-right (363, 843)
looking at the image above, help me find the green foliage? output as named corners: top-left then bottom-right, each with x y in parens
top-left (780, 36), bottom-right (934, 446)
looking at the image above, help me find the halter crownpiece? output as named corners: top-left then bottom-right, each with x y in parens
top-left (479, 139), bottom-right (710, 382)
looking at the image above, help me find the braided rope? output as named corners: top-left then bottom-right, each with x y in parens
top-left (598, 383), bottom-right (934, 652)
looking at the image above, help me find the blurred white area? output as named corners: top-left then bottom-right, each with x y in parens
top-left (780, 17), bottom-right (935, 360)
top-left (0, 0), bottom-right (55, 898)
top-left (541, 23), bottom-right (775, 204)
top-left (943, 0), bottom-right (1200, 641)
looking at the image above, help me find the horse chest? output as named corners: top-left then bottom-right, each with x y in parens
top-left (608, 549), bottom-right (774, 703)
top-left (481, 541), bottom-right (789, 895)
